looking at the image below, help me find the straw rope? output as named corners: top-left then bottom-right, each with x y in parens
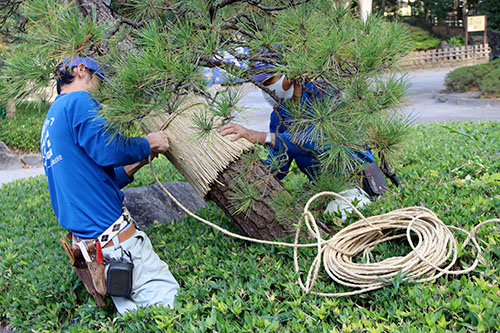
top-left (149, 159), bottom-right (499, 296)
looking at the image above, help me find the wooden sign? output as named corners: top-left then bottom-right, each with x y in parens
top-left (467, 16), bottom-right (486, 32)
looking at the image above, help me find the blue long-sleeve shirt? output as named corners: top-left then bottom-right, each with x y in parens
top-left (267, 82), bottom-right (373, 179)
top-left (41, 91), bottom-right (150, 238)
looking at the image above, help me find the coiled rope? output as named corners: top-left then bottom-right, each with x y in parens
top-left (149, 159), bottom-right (499, 296)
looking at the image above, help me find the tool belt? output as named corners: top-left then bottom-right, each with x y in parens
top-left (59, 208), bottom-right (136, 307)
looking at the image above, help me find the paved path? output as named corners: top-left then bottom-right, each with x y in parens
top-left (1, 67), bottom-right (499, 187)
top-left (402, 68), bottom-right (500, 123)
top-left (0, 167), bottom-right (45, 186)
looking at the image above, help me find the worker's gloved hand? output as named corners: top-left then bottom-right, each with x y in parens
top-left (146, 131), bottom-right (170, 154)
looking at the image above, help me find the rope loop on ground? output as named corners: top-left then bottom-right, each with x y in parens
top-left (149, 158), bottom-right (499, 297)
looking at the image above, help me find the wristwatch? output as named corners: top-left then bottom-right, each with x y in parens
top-left (264, 132), bottom-right (272, 148)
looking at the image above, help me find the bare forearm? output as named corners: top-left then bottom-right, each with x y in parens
top-left (253, 131), bottom-right (266, 145)
top-left (123, 160), bottom-right (148, 178)
top-left (256, 131), bottom-right (276, 147)
top-left (219, 123), bottom-right (276, 147)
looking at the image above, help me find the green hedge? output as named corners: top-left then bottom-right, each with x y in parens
top-left (0, 102), bottom-right (49, 153)
top-left (445, 59), bottom-right (500, 98)
top-left (404, 24), bottom-right (441, 51)
top-left (1, 121), bottom-right (499, 331)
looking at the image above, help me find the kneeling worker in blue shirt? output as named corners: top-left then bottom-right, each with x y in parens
top-left (219, 66), bottom-right (373, 180)
top-left (41, 56), bottom-right (179, 314)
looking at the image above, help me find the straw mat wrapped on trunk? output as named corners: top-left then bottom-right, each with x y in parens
top-left (141, 94), bottom-right (254, 198)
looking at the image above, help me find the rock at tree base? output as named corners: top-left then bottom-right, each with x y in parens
top-left (123, 181), bottom-right (206, 229)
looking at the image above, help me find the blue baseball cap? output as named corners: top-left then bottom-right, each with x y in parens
top-left (251, 49), bottom-right (281, 83)
top-left (251, 61), bottom-right (276, 83)
top-left (59, 56), bottom-right (106, 81)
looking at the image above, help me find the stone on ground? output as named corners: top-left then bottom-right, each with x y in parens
top-left (20, 154), bottom-right (42, 168)
top-left (123, 181), bottom-right (206, 229)
top-left (0, 151), bottom-right (22, 170)
top-left (0, 141), bottom-right (10, 153)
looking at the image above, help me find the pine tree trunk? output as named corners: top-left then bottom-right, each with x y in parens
top-left (207, 157), bottom-right (294, 240)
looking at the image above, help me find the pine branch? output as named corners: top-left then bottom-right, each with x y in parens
top-left (77, 0), bottom-right (114, 23)
top-left (251, 0), bottom-right (311, 12)
top-left (0, 0), bottom-right (24, 40)
top-left (219, 23), bottom-right (253, 38)
top-left (210, 0), bottom-right (311, 21)
top-left (0, 0), bottom-right (21, 28)
top-left (227, 13), bottom-right (263, 32)
top-left (108, 17), bottom-right (144, 36)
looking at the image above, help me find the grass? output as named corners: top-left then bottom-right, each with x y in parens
top-left (445, 59), bottom-right (500, 98)
top-left (1, 121), bottom-right (499, 331)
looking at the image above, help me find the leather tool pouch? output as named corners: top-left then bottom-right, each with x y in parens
top-left (361, 162), bottom-right (389, 197)
top-left (72, 243), bottom-right (107, 296)
top-left (87, 261), bottom-right (106, 296)
top-left (60, 233), bottom-right (107, 307)
top-left (105, 249), bottom-right (134, 298)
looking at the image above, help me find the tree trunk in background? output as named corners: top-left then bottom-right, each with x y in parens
top-left (6, 99), bottom-right (15, 118)
top-left (77, 0), bottom-right (134, 53)
top-left (359, 0), bottom-right (373, 22)
top-left (77, 0), bottom-right (114, 22)
top-left (207, 157), bottom-right (294, 240)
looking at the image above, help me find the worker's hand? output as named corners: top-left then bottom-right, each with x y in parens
top-left (146, 131), bottom-right (170, 154)
top-left (218, 122), bottom-right (264, 144)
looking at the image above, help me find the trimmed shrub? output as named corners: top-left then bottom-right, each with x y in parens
top-left (404, 24), bottom-right (441, 51)
top-left (480, 66), bottom-right (500, 97)
top-left (445, 59), bottom-right (500, 97)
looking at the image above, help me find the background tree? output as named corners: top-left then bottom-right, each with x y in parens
top-left (0, 0), bottom-right (24, 43)
top-left (0, 0), bottom-right (412, 240)
top-left (479, 0), bottom-right (500, 30)
top-left (373, 0), bottom-right (399, 16)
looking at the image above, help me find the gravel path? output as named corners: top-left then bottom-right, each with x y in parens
top-left (1, 67), bottom-right (499, 187)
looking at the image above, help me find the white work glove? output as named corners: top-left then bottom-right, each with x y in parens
top-left (324, 187), bottom-right (371, 222)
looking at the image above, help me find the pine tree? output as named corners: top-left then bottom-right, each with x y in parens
top-left (0, 0), bottom-right (412, 240)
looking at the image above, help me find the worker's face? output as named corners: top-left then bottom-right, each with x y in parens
top-left (74, 63), bottom-right (100, 92)
top-left (263, 75), bottom-right (294, 91)
top-left (261, 75), bottom-right (295, 107)
top-left (87, 70), bottom-right (101, 93)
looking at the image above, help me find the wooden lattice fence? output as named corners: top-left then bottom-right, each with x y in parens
top-left (399, 44), bottom-right (490, 67)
